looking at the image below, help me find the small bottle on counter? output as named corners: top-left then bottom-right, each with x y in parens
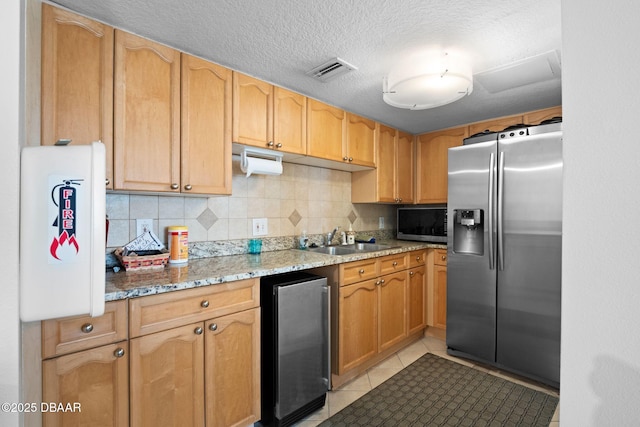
top-left (346, 224), bottom-right (356, 245)
top-left (298, 230), bottom-right (309, 249)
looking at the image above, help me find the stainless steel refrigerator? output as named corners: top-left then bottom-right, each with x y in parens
top-left (446, 121), bottom-right (562, 387)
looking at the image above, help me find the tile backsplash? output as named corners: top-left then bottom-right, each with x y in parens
top-left (106, 161), bottom-right (397, 254)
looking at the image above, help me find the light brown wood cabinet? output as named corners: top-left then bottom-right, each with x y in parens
top-left (41, 4), bottom-right (114, 189)
top-left (181, 53), bottom-right (233, 195)
top-left (336, 252), bottom-right (426, 375)
top-left (351, 125), bottom-right (414, 203)
top-left (428, 248), bottom-right (448, 330)
top-left (113, 30), bottom-right (181, 192)
top-left (233, 72), bottom-right (307, 155)
top-left (415, 126), bottom-right (468, 204)
top-left (523, 106), bottom-right (563, 125)
top-left (128, 279), bottom-right (261, 427)
top-left (345, 113), bottom-right (377, 167)
top-left (41, 301), bottom-right (129, 427)
top-left (468, 114), bottom-right (524, 136)
top-left (307, 98), bottom-right (346, 162)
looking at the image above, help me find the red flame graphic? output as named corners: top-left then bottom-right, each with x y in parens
top-left (50, 230), bottom-right (79, 260)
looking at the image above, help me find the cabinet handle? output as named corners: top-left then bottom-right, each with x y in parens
top-left (170, 183), bottom-right (179, 190)
top-left (343, 156), bottom-right (349, 161)
top-left (416, 256), bottom-right (421, 261)
top-left (375, 280), bottom-right (381, 286)
top-left (267, 141), bottom-right (274, 147)
top-left (105, 178), bottom-right (110, 186)
top-left (201, 300), bottom-right (209, 308)
top-left (359, 269), bottom-right (365, 274)
top-left (184, 184), bottom-right (192, 191)
top-left (380, 279), bottom-right (385, 284)
top-left (442, 255), bottom-right (447, 261)
top-left (194, 326), bottom-right (203, 335)
top-left (276, 143), bottom-right (282, 148)
top-left (348, 157), bottom-right (353, 162)
top-left (114, 348), bottom-right (125, 358)
top-left (392, 261), bottom-right (397, 267)
top-left (410, 271), bottom-right (415, 276)
top-left (209, 323), bottom-right (218, 332)
top-left (81, 323), bottom-right (94, 333)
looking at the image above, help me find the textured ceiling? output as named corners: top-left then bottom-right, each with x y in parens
top-left (49, 0), bottom-right (562, 134)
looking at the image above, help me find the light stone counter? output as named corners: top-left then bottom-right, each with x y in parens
top-left (105, 240), bottom-right (446, 301)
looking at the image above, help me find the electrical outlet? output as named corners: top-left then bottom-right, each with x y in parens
top-left (136, 218), bottom-right (153, 236)
top-left (252, 218), bottom-right (268, 236)
top-left (379, 216), bottom-right (385, 229)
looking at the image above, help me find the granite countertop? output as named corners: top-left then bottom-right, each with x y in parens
top-left (105, 240), bottom-right (446, 301)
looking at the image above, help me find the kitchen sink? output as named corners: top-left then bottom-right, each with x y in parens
top-left (304, 243), bottom-right (399, 256)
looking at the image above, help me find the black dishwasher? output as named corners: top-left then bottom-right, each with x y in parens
top-left (260, 272), bottom-right (330, 427)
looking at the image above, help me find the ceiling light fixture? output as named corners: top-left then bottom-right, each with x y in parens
top-left (383, 51), bottom-right (473, 110)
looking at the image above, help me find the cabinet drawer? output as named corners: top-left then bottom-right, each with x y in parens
top-left (379, 253), bottom-right (408, 275)
top-left (129, 278), bottom-right (259, 337)
top-left (42, 300), bottom-right (128, 359)
top-left (409, 250), bottom-right (427, 268)
top-left (434, 249), bottom-right (448, 266)
top-left (341, 259), bottom-right (378, 286)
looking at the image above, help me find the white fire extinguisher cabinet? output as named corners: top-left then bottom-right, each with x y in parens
top-left (20, 142), bottom-right (106, 321)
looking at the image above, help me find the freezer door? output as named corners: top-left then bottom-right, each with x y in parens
top-left (274, 278), bottom-right (329, 420)
top-left (496, 126), bottom-right (562, 385)
top-left (446, 139), bottom-right (497, 362)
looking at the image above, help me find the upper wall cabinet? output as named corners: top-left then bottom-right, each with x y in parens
top-left (113, 30), bottom-right (181, 192)
top-left (307, 98), bottom-right (346, 162)
top-left (523, 106), bottom-right (562, 125)
top-left (181, 54), bottom-right (233, 195)
top-left (41, 4), bottom-right (114, 189)
top-left (351, 125), bottom-right (414, 203)
top-left (345, 113), bottom-right (377, 168)
top-left (233, 72), bottom-right (307, 155)
top-left (415, 126), bottom-right (468, 204)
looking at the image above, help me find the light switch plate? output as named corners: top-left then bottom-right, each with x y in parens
top-left (252, 218), bottom-right (268, 236)
top-left (136, 218), bottom-right (153, 236)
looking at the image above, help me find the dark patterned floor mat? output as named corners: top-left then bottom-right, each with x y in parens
top-left (319, 353), bottom-right (558, 426)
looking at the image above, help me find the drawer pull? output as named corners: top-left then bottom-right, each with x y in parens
top-left (194, 326), bottom-right (203, 335)
top-left (416, 256), bottom-right (421, 261)
top-left (442, 255), bottom-right (447, 261)
top-left (113, 348), bottom-right (125, 358)
top-left (201, 300), bottom-right (210, 308)
top-left (392, 261), bottom-right (398, 267)
top-left (81, 323), bottom-right (94, 333)
top-left (209, 323), bottom-right (218, 332)
top-left (359, 269), bottom-right (365, 274)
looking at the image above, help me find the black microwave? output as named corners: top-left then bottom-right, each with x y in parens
top-left (397, 206), bottom-right (447, 243)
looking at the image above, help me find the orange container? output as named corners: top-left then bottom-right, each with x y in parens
top-left (168, 226), bottom-right (189, 264)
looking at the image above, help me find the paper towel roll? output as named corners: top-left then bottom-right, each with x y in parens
top-left (240, 156), bottom-right (283, 177)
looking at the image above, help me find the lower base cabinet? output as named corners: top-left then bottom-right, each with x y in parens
top-left (42, 342), bottom-right (129, 427)
top-left (130, 308), bottom-right (261, 427)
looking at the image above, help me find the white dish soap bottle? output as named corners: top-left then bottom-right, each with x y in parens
top-left (346, 224), bottom-right (356, 245)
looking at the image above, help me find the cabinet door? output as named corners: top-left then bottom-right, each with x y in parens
top-left (130, 323), bottom-right (205, 427)
top-left (433, 265), bottom-right (447, 330)
top-left (114, 30), bottom-right (181, 192)
top-left (407, 265), bottom-right (427, 335)
top-left (377, 124), bottom-right (397, 202)
top-left (232, 72), bottom-right (273, 148)
top-left (307, 99), bottom-right (345, 162)
top-left (345, 113), bottom-right (376, 167)
top-left (378, 271), bottom-right (408, 352)
top-left (205, 309), bottom-right (260, 427)
top-left (181, 54), bottom-right (232, 195)
top-left (41, 4), bottom-right (114, 189)
top-left (42, 342), bottom-right (128, 427)
top-left (273, 86), bottom-right (307, 154)
top-left (415, 126), bottom-right (468, 204)
top-left (338, 279), bottom-right (378, 374)
top-left (396, 131), bottom-right (415, 204)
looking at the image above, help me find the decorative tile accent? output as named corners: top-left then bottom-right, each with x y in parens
top-left (288, 209), bottom-right (302, 227)
top-left (348, 210), bottom-right (358, 224)
top-left (197, 208), bottom-right (218, 230)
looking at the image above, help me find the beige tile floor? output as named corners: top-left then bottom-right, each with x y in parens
top-left (294, 335), bottom-right (560, 427)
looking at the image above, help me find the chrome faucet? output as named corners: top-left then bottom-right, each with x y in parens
top-left (326, 226), bottom-right (340, 246)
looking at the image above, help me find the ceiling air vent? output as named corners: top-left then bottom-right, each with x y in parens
top-left (306, 57), bottom-right (358, 82)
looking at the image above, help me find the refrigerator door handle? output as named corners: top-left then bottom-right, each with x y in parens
top-left (497, 151), bottom-right (505, 271)
top-left (488, 153), bottom-right (495, 270)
